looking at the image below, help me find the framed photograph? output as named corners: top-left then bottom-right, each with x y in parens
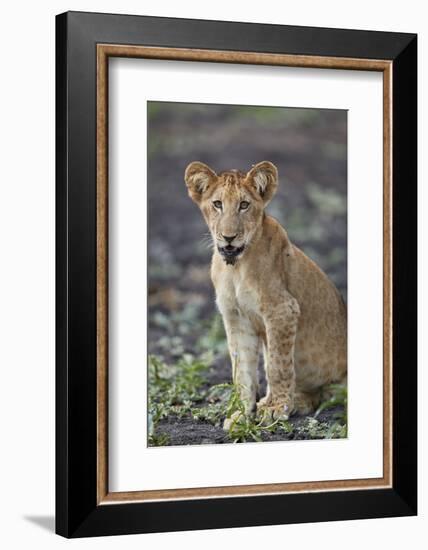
top-left (56, 11), bottom-right (417, 538)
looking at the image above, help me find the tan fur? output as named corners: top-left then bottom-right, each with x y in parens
top-left (184, 161), bottom-right (347, 427)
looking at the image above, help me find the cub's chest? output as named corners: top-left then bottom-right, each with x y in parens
top-left (214, 270), bottom-right (260, 317)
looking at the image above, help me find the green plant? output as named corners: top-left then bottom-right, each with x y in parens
top-left (315, 384), bottom-right (347, 419)
top-left (148, 431), bottom-right (170, 446)
top-left (223, 384), bottom-right (293, 443)
top-left (147, 353), bottom-right (213, 446)
top-left (314, 383), bottom-right (348, 438)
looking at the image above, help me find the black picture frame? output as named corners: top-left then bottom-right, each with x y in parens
top-left (56, 11), bottom-right (417, 538)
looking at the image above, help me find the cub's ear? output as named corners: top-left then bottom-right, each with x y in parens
top-left (184, 161), bottom-right (217, 204)
top-left (246, 161), bottom-right (278, 204)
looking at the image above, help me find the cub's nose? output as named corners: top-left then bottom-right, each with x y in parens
top-left (222, 234), bottom-right (237, 244)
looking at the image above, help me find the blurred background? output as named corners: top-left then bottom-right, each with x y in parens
top-left (147, 101), bottom-right (347, 445)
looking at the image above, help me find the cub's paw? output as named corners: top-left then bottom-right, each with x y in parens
top-left (223, 409), bottom-right (255, 431)
top-left (223, 410), bottom-right (244, 431)
top-left (257, 395), bottom-right (294, 424)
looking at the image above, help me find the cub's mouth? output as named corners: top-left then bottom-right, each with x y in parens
top-left (217, 244), bottom-right (245, 265)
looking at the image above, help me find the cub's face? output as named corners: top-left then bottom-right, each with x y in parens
top-left (185, 161), bottom-right (278, 265)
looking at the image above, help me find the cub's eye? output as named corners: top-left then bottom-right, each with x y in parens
top-left (239, 201), bottom-right (250, 211)
top-left (213, 200), bottom-right (222, 209)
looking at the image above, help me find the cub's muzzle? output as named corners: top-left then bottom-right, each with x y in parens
top-left (217, 244), bottom-right (245, 265)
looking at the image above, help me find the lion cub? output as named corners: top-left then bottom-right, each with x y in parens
top-left (185, 161), bottom-right (347, 427)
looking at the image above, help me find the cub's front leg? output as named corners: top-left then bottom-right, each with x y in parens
top-left (258, 297), bottom-right (300, 421)
top-left (221, 308), bottom-right (260, 430)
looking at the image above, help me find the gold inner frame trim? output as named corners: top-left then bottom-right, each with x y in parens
top-left (96, 44), bottom-right (393, 505)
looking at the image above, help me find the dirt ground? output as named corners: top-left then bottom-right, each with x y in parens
top-left (147, 102), bottom-right (347, 445)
